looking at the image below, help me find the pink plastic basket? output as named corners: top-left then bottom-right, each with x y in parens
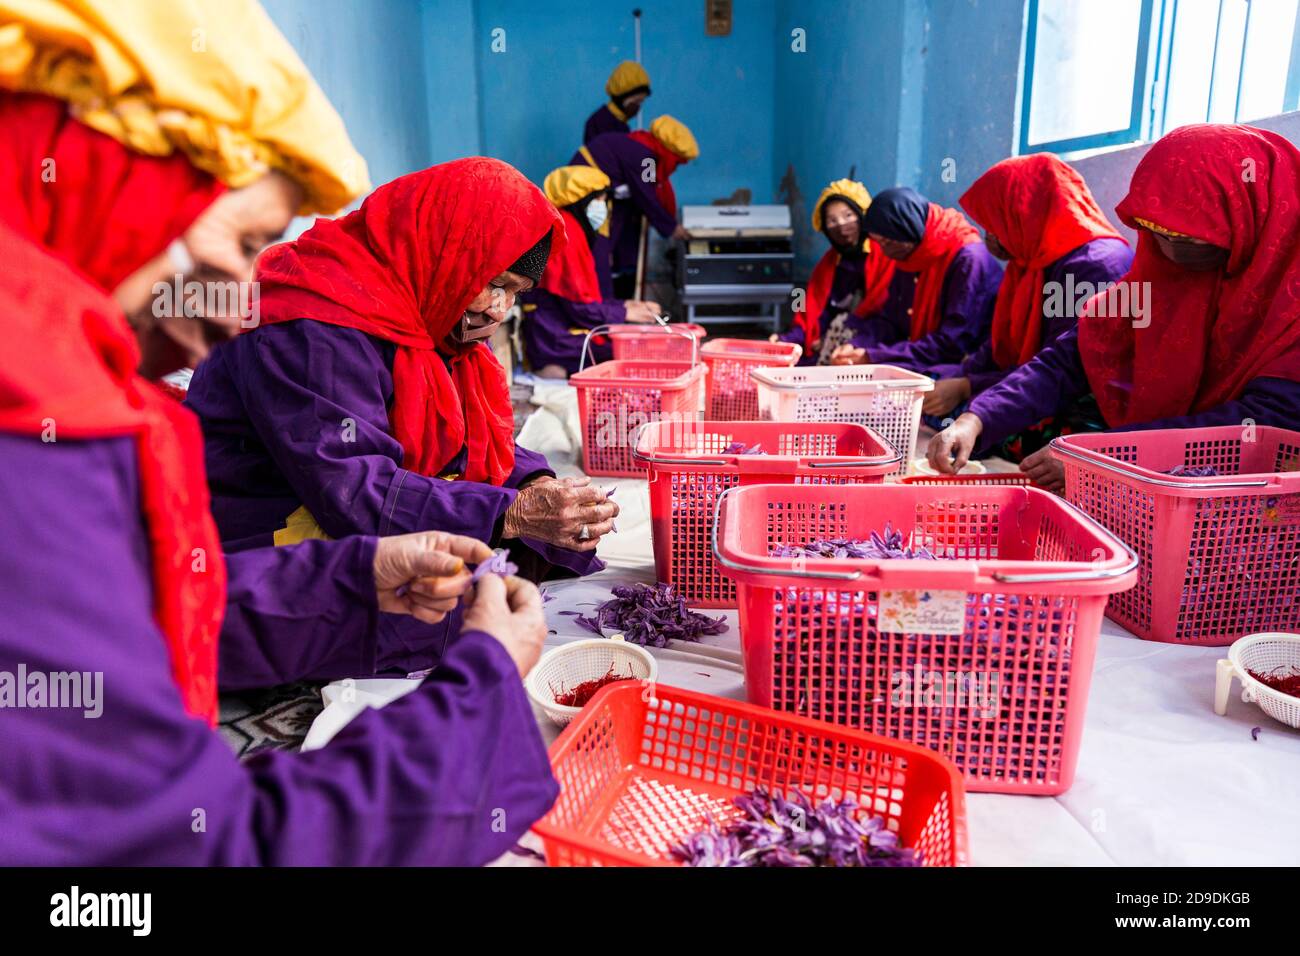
top-left (700, 338), bottom-right (802, 421)
top-left (606, 323), bottom-right (707, 362)
top-left (634, 420), bottom-right (899, 607)
top-left (570, 359), bottom-right (706, 477)
top-left (1052, 426), bottom-right (1300, 646)
top-left (533, 682), bottom-right (969, 867)
top-left (752, 364), bottom-right (933, 476)
top-left (714, 483), bottom-right (1137, 795)
top-left (899, 474), bottom-right (1035, 487)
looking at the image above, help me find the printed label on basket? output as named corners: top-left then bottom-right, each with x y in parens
top-left (879, 589), bottom-right (967, 635)
top-left (1265, 493), bottom-right (1300, 523)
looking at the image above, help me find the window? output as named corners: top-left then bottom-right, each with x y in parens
top-left (1020, 0), bottom-right (1300, 156)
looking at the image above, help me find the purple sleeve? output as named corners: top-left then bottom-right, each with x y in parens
top-left (622, 141), bottom-right (678, 238)
top-left (866, 244), bottom-right (1002, 374)
top-left (219, 536), bottom-right (382, 689)
top-left (560, 295), bottom-right (629, 330)
top-left (967, 327), bottom-right (1091, 452)
top-left (232, 321), bottom-right (518, 542)
top-left (0, 434), bottom-right (557, 865)
top-left (1114, 377), bottom-right (1300, 434)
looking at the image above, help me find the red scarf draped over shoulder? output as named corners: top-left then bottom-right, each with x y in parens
top-left (1079, 124), bottom-right (1300, 426)
top-left (795, 246), bottom-right (896, 350)
top-left (628, 129), bottom-right (680, 219)
top-left (961, 153), bottom-right (1123, 369)
top-left (255, 158), bottom-right (565, 485)
top-left (0, 223), bottom-right (226, 723)
top-left (0, 92), bottom-right (225, 292)
top-left (894, 204), bottom-right (981, 340)
top-left (539, 209), bottom-right (602, 303)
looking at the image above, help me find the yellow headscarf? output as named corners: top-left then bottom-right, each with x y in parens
top-left (543, 165), bottom-right (610, 208)
top-left (605, 59), bottom-right (649, 98)
top-left (0, 0), bottom-right (369, 214)
top-left (811, 179), bottom-right (873, 233)
top-left (649, 114), bottom-right (699, 161)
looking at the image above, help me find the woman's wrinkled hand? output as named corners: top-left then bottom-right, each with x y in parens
top-left (829, 344), bottom-right (867, 366)
top-left (502, 475), bottom-right (618, 552)
top-left (926, 412), bottom-right (984, 475)
top-left (462, 574), bottom-right (547, 677)
top-left (1019, 447), bottom-right (1066, 494)
top-left (374, 531), bottom-right (493, 624)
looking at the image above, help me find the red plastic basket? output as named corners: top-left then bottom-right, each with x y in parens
top-left (532, 682), bottom-right (968, 867)
top-left (635, 420), bottom-right (899, 607)
top-left (1052, 426), bottom-right (1300, 646)
top-left (570, 360), bottom-right (706, 477)
top-left (606, 323), bottom-right (707, 362)
top-left (714, 483), bottom-right (1137, 795)
top-left (700, 338), bottom-right (802, 420)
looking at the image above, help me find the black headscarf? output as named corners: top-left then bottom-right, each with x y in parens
top-left (862, 187), bottom-right (930, 244)
top-left (509, 228), bottom-right (554, 282)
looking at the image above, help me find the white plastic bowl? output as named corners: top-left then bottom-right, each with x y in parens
top-left (911, 457), bottom-right (987, 477)
top-left (1215, 632), bottom-right (1300, 729)
top-left (526, 637), bottom-right (658, 728)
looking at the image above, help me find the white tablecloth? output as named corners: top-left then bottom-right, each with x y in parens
top-left (304, 381), bottom-right (1300, 865)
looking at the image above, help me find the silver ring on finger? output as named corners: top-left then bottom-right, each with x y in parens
top-left (579, 524), bottom-right (591, 540)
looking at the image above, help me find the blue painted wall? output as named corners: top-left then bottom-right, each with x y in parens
top-left (422, 0), bottom-right (483, 162)
top-left (261, 0), bottom-right (434, 193)
top-left (463, 0), bottom-right (778, 206)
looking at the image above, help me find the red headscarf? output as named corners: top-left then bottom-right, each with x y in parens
top-left (539, 209), bottom-right (602, 303)
top-left (0, 92), bottom-right (226, 292)
top-left (0, 222), bottom-right (226, 723)
top-left (629, 129), bottom-right (680, 219)
top-left (255, 158), bottom-right (564, 485)
top-left (894, 204), bottom-right (982, 340)
top-left (1079, 124), bottom-right (1300, 426)
top-left (961, 154), bottom-right (1123, 369)
top-left (795, 247), bottom-right (896, 350)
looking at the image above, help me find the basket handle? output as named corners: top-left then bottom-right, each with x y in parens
top-left (711, 486), bottom-right (863, 582)
top-left (578, 324), bottom-right (616, 373)
top-left (1050, 438), bottom-right (1272, 490)
top-left (1214, 658), bottom-right (1235, 716)
top-left (807, 454), bottom-right (903, 469)
top-left (988, 494), bottom-right (1139, 584)
top-left (579, 317), bottom-right (700, 372)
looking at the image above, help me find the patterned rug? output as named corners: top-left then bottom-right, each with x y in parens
top-left (217, 682), bottom-right (325, 758)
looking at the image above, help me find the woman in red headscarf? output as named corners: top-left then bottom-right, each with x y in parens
top-left (186, 158), bottom-right (616, 607)
top-left (928, 125), bottom-right (1300, 490)
top-left (917, 154), bottom-right (1133, 458)
top-left (0, 4), bottom-right (558, 864)
top-left (829, 187), bottom-right (1004, 376)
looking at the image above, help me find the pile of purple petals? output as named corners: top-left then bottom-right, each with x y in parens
top-left (671, 787), bottom-right (920, 868)
top-left (1164, 464), bottom-right (1221, 478)
top-left (770, 523), bottom-right (938, 560)
top-left (470, 549), bottom-right (519, 582)
top-left (722, 441), bottom-right (764, 455)
top-left (564, 582), bottom-right (727, 647)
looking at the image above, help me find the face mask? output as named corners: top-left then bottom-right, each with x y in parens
top-left (1154, 235), bottom-right (1230, 272)
top-left (586, 198), bottom-right (609, 232)
top-left (450, 310), bottom-right (499, 344)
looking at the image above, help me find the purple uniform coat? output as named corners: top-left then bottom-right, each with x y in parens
top-left (967, 327), bottom-right (1300, 453)
top-left (778, 254), bottom-right (870, 365)
top-left (929, 237), bottom-right (1135, 396)
top-left (185, 320), bottom-right (602, 674)
top-left (849, 243), bottom-right (1004, 375)
top-left (521, 289), bottom-right (627, 374)
top-left (0, 432), bottom-right (557, 865)
top-left (572, 132), bottom-right (678, 276)
top-left (584, 103), bottom-right (629, 143)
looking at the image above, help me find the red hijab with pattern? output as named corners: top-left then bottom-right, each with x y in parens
top-left (1079, 124), bottom-right (1300, 426)
top-left (961, 153), bottom-right (1123, 369)
top-left (255, 158), bottom-right (564, 485)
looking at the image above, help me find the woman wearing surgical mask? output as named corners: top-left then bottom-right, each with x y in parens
top-left (521, 165), bottom-right (662, 378)
top-left (928, 125), bottom-right (1300, 492)
top-left (583, 60), bottom-right (651, 144)
top-left (186, 158), bottom-right (615, 665)
top-left (776, 180), bottom-right (896, 365)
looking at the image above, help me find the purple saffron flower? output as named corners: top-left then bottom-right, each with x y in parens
top-left (1251, 726), bottom-right (1262, 741)
top-left (564, 582), bottom-right (727, 646)
top-left (470, 549), bottom-right (519, 583)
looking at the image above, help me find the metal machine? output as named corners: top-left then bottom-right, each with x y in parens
top-left (675, 204), bottom-right (793, 333)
